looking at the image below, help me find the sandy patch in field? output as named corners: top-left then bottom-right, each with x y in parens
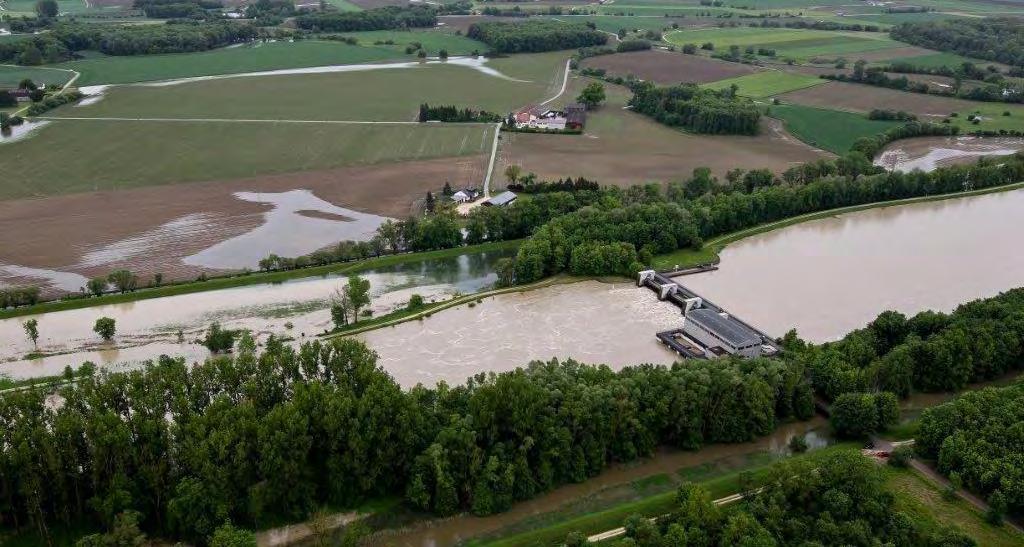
top-left (777, 81), bottom-right (991, 118)
top-left (0, 155), bottom-right (486, 293)
top-left (581, 50), bottom-right (762, 85)
top-left (500, 77), bottom-right (827, 188)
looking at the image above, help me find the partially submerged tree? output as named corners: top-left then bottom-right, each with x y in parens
top-left (87, 277), bottom-right (107, 297)
top-left (203, 322), bottom-right (237, 353)
top-left (107, 269), bottom-right (138, 293)
top-left (23, 318), bottom-right (39, 347)
top-left (93, 317), bottom-right (116, 341)
top-left (344, 275), bottom-right (371, 324)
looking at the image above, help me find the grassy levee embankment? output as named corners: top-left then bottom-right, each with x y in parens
top-left (471, 444), bottom-right (858, 547)
top-left (0, 240), bottom-right (522, 320)
top-left (323, 274), bottom-right (584, 338)
top-left (652, 180), bottom-right (1024, 270)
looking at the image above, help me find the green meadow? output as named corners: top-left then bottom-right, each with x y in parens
top-left (766, 103), bottom-right (902, 154)
top-left (704, 70), bottom-right (824, 98)
top-left (58, 51), bottom-right (566, 121)
top-left (55, 41), bottom-right (407, 86)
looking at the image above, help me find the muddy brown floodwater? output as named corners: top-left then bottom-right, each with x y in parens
top-left (684, 188), bottom-right (1024, 342)
top-left (874, 135), bottom-right (1024, 172)
top-left (357, 281), bottom-right (684, 387)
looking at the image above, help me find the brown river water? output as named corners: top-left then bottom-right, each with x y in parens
top-left (683, 188), bottom-right (1024, 342)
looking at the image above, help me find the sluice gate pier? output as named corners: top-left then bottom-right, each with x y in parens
top-left (638, 269), bottom-right (781, 359)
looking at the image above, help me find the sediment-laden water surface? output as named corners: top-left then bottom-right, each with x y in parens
top-left (874, 135), bottom-right (1024, 172)
top-left (0, 250), bottom-right (510, 380)
top-left (357, 280), bottom-right (683, 387)
top-left (684, 188), bottom-right (1024, 342)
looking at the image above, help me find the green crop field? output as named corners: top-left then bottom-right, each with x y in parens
top-left (704, 70), bottom-right (824, 98)
top-left (947, 103), bottom-right (1024, 133)
top-left (336, 29), bottom-right (487, 55)
top-left (57, 52), bottom-right (566, 121)
top-left (0, 65), bottom-right (75, 87)
top-left (666, 27), bottom-right (900, 59)
top-left (837, 11), bottom-right (964, 25)
top-left (55, 41), bottom-right (411, 86)
top-left (767, 103), bottom-right (902, 154)
top-left (878, 51), bottom-right (991, 69)
top-left (0, 120), bottom-right (494, 200)
top-left (1, 0), bottom-right (92, 15)
top-left (538, 15), bottom-right (680, 34)
top-left (322, 0), bottom-right (362, 11)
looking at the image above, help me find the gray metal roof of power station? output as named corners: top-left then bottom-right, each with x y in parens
top-left (686, 308), bottom-right (762, 348)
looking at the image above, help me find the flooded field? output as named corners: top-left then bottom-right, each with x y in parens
top-left (0, 249), bottom-right (511, 380)
top-left (0, 187), bottom-right (391, 294)
top-left (357, 280), bottom-right (683, 387)
top-left (684, 188), bottom-right (1024, 342)
top-left (874, 135), bottom-right (1024, 172)
top-left (183, 190), bottom-right (389, 270)
top-left (0, 119), bottom-right (49, 143)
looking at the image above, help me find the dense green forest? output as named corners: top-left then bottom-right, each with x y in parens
top-left (918, 381), bottom-right (1024, 519)
top-left (0, 21), bottom-right (259, 64)
top-left (890, 18), bottom-right (1024, 68)
top-left (604, 450), bottom-right (976, 546)
top-left (795, 288), bottom-right (1024, 400)
top-left (294, 5), bottom-right (437, 33)
top-left (0, 337), bottom-right (811, 544)
top-left (629, 83), bottom-right (762, 135)
top-left (467, 20), bottom-right (607, 53)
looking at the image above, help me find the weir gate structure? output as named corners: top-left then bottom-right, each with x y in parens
top-left (638, 268), bottom-right (781, 359)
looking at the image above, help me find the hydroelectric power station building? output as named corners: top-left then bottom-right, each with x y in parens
top-left (637, 270), bottom-right (779, 359)
top-left (681, 308), bottom-right (764, 358)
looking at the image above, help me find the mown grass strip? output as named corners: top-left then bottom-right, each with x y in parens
top-left (325, 274), bottom-right (579, 338)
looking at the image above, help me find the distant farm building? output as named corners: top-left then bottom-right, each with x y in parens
top-left (9, 89), bottom-right (31, 102)
top-left (513, 105), bottom-right (586, 131)
top-left (451, 189), bottom-right (479, 203)
top-left (566, 103), bottom-right (587, 130)
top-left (483, 191), bottom-right (517, 207)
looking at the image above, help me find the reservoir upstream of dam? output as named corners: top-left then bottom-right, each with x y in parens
top-left (3, 188), bottom-right (1024, 386)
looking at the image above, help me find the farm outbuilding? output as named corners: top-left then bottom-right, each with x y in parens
top-left (483, 191), bottom-right (517, 207)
